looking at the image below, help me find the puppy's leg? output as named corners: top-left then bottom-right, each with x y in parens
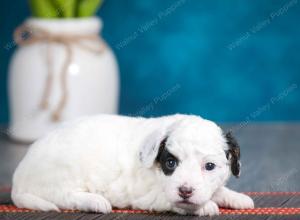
top-left (171, 207), bottom-right (188, 215)
top-left (195, 200), bottom-right (219, 216)
top-left (212, 186), bottom-right (254, 209)
top-left (63, 192), bottom-right (112, 213)
top-left (12, 193), bottom-right (60, 212)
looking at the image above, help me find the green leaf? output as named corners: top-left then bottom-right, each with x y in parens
top-left (77, 0), bottom-right (103, 17)
top-left (53, 0), bottom-right (77, 18)
top-left (28, 0), bottom-right (59, 18)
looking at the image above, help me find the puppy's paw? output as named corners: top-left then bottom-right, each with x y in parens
top-left (212, 187), bottom-right (254, 210)
top-left (230, 193), bottom-right (254, 209)
top-left (172, 207), bottom-right (188, 215)
top-left (195, 201), bottom-right (219, 216)
top-left (86, 196), bottom-right (112, 213)
top-left (68, 192), bottom-right (112, 213)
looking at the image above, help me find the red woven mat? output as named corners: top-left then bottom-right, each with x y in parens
top-left (0, 205), bottom-right (300, 215)
top-left (1, 188), bottom-right (300, 216)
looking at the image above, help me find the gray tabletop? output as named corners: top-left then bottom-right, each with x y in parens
top-left (0, 123), bottom-right (299, 192)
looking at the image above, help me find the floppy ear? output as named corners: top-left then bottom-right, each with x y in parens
top-left (225, 132), bottom-right (241, 178)
top-left (139, 130), bottom-right (168, 168)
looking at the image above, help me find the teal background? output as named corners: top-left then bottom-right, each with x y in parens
top-left (0, 0), bottom-right (299, 123)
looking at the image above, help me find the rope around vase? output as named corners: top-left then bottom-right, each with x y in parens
top-left (14, 24), bottom-right (106, 121)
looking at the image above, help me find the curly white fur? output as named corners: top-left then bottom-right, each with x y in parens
top-left (12, 114), bottom-right (254, 216)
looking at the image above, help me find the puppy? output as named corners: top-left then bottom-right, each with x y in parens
top-left (12, 114), bottom-right (254, 216)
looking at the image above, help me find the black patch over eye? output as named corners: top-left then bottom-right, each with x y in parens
top-left (160, 153), bottom-right (178, 175)
top-left (205, 162), bottom-right (216, 171)
top-left (155, 137), bottom-right (179, 176)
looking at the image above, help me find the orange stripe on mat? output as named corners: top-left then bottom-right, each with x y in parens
top-left (2, 188), bottom-right (300, 196)
top-left (0, 187), bottom-right (11, 193)
top-left (245, 192), bottom-right (300, 196)
top-left (0, 205), bottom-right (300, 215)
top-left (2, 187), bottom-right (300, 196)
top-left (219, 208), bottom-right (300, 215)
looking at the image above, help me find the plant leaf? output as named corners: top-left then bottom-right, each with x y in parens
top-left (77, 0), bottom-right (103, 17)
top-left (28, 0), bottom-right (59, 18)
top-left (53, 0), bottom-right (77, 18)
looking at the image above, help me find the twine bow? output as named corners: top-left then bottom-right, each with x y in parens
top-left (14, 24), bottom-right (105, 121)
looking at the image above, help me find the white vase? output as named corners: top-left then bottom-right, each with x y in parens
top-left (8, 17), bottom-right (119, 142)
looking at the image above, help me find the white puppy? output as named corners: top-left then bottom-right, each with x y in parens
top-left (12, 114), bottom-right (254, 216)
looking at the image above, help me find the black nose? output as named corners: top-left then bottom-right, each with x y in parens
top-left (178, 186), bottom-right (194, 199)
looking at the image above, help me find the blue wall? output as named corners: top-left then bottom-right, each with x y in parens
top-left (0, 0), bottom-right (299, 123)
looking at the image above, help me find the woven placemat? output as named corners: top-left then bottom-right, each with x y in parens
top-left (1, 188), bottom-right (300, 219)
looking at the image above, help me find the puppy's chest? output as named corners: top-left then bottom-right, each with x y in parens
top-left (101, 171), bottom-right (168, 210)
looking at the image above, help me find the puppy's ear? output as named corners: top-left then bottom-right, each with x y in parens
top-left (225, 132), bottom-right (241, 178)
top-left (139, 130), bottom-right (168, 168)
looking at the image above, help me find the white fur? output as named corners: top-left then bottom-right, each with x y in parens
top-left (12, 114), bottom-right (254, 216)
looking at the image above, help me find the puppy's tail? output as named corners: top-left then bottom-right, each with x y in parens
top-left (12, 193), bottom-right (60, 212)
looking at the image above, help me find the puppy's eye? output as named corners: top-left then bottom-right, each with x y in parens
top-left (205, 162), bottom-right (216, 171)
top-left (165, 158), bottom-right (177, 170)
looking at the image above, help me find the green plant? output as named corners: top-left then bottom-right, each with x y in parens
top-left (29, 0), bottom-right (103, 18)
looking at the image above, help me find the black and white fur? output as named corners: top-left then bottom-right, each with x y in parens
top-left (12, 114), bottom-right (254, 216)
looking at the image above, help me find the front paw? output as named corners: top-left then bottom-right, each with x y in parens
top-left (230, 193), bottom-right (254, 209)
top-left (172, 207), bottom-right (188, 215)
top-left (195, 201), bottom-right (219, 216)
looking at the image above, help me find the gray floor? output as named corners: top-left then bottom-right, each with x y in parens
top-left (0, 123), bottom-right (299, 192)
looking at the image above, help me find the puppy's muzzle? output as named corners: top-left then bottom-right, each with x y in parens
top-left (178, 186), bottom-right (194, 199)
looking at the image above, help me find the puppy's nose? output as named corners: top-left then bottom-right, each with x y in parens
top-left (178, 186), bottom-right (194, 199)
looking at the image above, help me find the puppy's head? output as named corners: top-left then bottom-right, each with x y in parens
top-left (139, 115), bottom-right (241, 211)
